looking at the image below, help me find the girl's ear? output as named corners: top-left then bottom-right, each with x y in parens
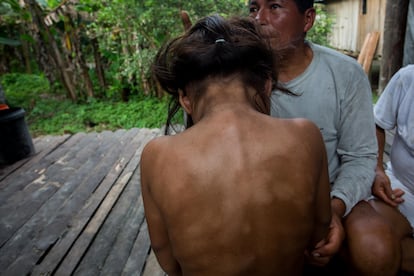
top-left (265, 78), bottom-right (272, 97)
top-left (179, 90), bottom-right (192, 115)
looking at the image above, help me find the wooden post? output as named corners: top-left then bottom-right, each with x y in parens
top-left (357, 32), bottom-right (380, 75)
top-left (379, 0), bottom-right (409, 95)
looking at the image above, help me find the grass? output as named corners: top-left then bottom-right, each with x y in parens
top-left (1, 73), bottom-right (179, 137)
top-left (24, 94), bottom-right (174, 137)
top-left (372, 91), bottom-right (379, 104)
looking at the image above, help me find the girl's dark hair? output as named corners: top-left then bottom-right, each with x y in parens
top-left (152, 14), bottom-right (277, 135)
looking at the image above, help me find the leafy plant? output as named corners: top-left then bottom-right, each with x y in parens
top-left (307, 4), bottom-right (334, 46)
top-left (33, 95), bottom-right (179, 136)
top-left (0, 73), bottom-right (51, 109)
top-left (9, 82), bottom-right (181, 137)
top-left (81, 0), bottom-right (248, 98)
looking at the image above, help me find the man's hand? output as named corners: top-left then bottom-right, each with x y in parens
top-left (372, 169), bottom-right (404, 207)
top-left (306, 212), bottom-right (345, 266)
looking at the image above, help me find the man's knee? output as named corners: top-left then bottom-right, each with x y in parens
top-left (401, 237), bottom-right (414, 273)
top-left (344, 201), bottom-right (401, 273)
top-left (369, 199), bottom-right (413, 238)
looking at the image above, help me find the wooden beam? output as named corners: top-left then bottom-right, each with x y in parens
top-left (358, 31), bottom-right (380, 75)
top-left (379, 0), bottom-right (409, 94)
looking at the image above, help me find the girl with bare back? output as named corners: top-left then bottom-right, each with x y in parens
top-left (140, 14), bottom-right (331, 276)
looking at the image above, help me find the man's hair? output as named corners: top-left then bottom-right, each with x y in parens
top-left (153, 14), bottom-right (277, 134)
top-left (294, 0), bottom-right (314, 13)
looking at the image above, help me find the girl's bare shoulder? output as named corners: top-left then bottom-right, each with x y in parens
top-left (141, 132), bottom-right (191, 163)
top-left (141, 135), bottom-right (173, 162)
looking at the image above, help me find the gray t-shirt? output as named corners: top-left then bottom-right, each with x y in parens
top-left (271, 42), bottom-right (377, 215)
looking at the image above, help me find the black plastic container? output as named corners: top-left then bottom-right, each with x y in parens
top-left (0, 107), bottom-right (35, 165)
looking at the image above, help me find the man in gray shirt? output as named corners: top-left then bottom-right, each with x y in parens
top-left (249, 0), bottom-right (400, 274)
top-left (270, 41), bottom-right (376, 218)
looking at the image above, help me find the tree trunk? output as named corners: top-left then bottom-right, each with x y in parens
top-left (379, 0), bottom-right (409, 94)
top-left (20, 25), bottom-right (32, 74)
top-left (45, 22), bottom-right (78, 101)
top-left (91, 37), bottom-right (106, 90)
top-left (71, 28), bottom-right (94, 98)
top-left (24, 0), bottom-right (78, 101)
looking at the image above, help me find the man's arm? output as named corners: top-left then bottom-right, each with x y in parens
top-left (372, 125), bottom-right (404, 206)
top-left (330, 66), bottom-right (378, 216)
top-left (307, 187), bottom-right (345, 267)
top-left (140, 142), bottom-right (182, 276)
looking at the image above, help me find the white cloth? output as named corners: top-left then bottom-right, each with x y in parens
top-left (374, 64), bottom-right (414, 229)
top-left (385, 162), bottom-right (414, 229)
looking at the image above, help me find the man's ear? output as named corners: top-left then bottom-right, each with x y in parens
top-left (179, 90), bottom-right (192, 115)
top-left (304, 7), bottom-right (316, 33)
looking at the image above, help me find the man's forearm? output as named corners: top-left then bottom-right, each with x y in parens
top-left (331, 197), bottom-right (346, 218)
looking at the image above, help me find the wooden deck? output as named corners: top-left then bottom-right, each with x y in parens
top-left (0, 128), bottom-right (165, 276)
top-left (0, 125), bottom-right (396, 276)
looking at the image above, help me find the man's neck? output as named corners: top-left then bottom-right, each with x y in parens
top-left (277, 42), bottom-right (313, 83)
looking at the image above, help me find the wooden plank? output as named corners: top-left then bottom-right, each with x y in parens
top-left (357, 33), bottom-right (370, 65)
top-left (0, 136), bottom-right (39, 180)
top-left (0, 132), bottom-right (102, 248)
top-left (362, 32), bottom-right (379, 74)
top-left (0, 128), bottom-right (161, 275)
top-left (0, 135), bottom-right (69, 183)
top-left (0, 134), bottom-right (115, 275)
top-left (98, 172), bottom-right (146, 275)
top-left (0, 130), bottom-right (130, 275)
top-left (55, 129), bottom-right (155, 275)
top-left (74, 172), bottom-right (144, 275)
top-left (32, 128), bottom-right (158, 275)
top-left (0, 133), bottom-right (92, 247)
top-left (124, 221), bottom-right (152, 275)
top-left (358, 32), bottom-right (380, 75)
top-left (0, 132), bottom-right (84, 198)
top-left (120, 138), bottom-right (160, 275)
top-left (31, 129), bottom-right (142, 274)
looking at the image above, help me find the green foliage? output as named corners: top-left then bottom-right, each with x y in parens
top-left (81, 0), bottom-right (248, 97)
top-left (0, 73), bottom-right (178, 136)
top-left (0, 73), bottom-right (51, 108)
top-left (26, 94), bottom-right (178, 137)
top-left (0, 1), bottom-right (336, 138)
top-left (0, 0), bottom-right (21, 17)
top-left (307, 4), bottom-right (334, 46)
top-left (0, 0), bottom-right (23, 48)
top-left (372, 91), bottom-right (379, 104)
